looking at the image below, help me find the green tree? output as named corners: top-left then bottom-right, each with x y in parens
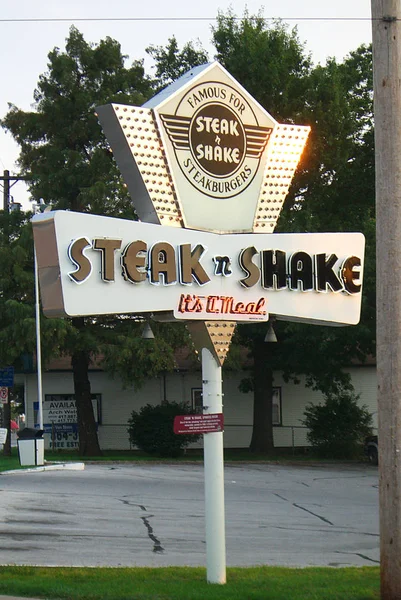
top-left (127, 401), bottom-right (200, 457)
top-left (146, 36), bottom-right (209, 90)
top-left (214, 13), bottom-right (375, 452)
top-left (1, 27), bottom-right (188, 455)
top-left (0, 210), bottom-right (68, 455)
top-left (302, 389), bottom-right (373, 459)
top-left (0, 212), bottom-right (67, 370)
top-left (151, 12), bottom-right (375, 453)
top-left (212, 10), bottom-right (312, 121)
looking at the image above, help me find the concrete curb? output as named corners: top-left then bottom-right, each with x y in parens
top-left (0, 597), bottom-right (42, 600)
top-left (0, 597), bottom-right (43, 600)
top-left (0, 462), bottom-right (85, 475)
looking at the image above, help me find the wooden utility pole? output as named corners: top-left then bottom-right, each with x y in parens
top-left (1, 171), bottom-right (11, 455)
top-left (2, 169), bottom-right (10, 211)
top-left (371, 1), bottom-right (401, 598)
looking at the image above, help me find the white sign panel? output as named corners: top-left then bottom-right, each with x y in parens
top-left (32, 210), bottom-right (365, 326)
top-left (0, 428), bottom-right (7, 445)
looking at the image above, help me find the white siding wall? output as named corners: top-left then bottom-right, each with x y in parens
top-left (23, 365), bottom-right (378, 450)
top-left (348, 367), bottom-right (378, 430)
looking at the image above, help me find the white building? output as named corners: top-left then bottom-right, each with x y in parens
top-left (19, 355), bottom-right (377, 451)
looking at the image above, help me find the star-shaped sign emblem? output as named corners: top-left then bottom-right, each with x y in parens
top-left (96, 62), bottom-right (310, 234)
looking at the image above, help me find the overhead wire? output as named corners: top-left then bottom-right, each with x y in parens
top-left (0, 16), bottom-right (378, 24)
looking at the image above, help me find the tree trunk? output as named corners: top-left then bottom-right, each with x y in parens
top-left (249, 341), bottom-right (275, 453)
top-left (71, 318), bottom-right (102, 456)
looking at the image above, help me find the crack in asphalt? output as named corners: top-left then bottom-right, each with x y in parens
top-left (116, 499), bottom-right (164, 553)
top-left (334, 550), bottom-right (379, 564)
top-left (140, 516), bottom-right (164, 553)
top-left (293, 503), bottom-right (334, 525)
top-left (118, 499), bottom-right (146, 511)
top-left (266, 525), bottom-right (379, 537)
top-left (312, 475), bottom-right (369, 482)
top-left (273, 493), bottom-right (288, 501)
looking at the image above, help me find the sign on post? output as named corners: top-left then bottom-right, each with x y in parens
top-left (0, 428), bottom-right (7, 445)
top-left (174, 413), bottom-right (224, 435)
top-left (0, 387), bottom-right (8, 404)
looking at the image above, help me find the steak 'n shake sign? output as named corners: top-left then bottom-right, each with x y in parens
top-left (31, 60), bottom-right (365, 587)
top-left (32, 62), bottom-right (365, 329)
top-left (33, 210), bottom-right (364, 325)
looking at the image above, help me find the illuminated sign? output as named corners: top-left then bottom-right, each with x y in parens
top-left (32, 61), bottom-right (365, 334)
top-left (159, 81), bottom-right (272, 199)
top-left (176, 295), bottom-right (267, 320)
top-left (32, 210), bottom-right (364, 326)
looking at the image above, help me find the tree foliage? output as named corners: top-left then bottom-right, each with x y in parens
top-left (0, 27), bottom-right (190, 455)
top-left (127, 401), bottom-right (200, 457)
top-left (148, 11), bottom-right (376, 452)
top-left (0, 211), bottom-right (67, 369)
top-left (146, 37), bottom-right (209, 90)
top-left (212, 11), bottom-right (312, 121)
top-left (2, 27), bottom-right (152, 217)
top-left (302, 389), bottom-right (373, 459)
top-left (1, 13), bottom-right (377, 456)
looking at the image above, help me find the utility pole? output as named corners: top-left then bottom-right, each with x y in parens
top-left (1, 171), bottom-right (12, 455)
top-left (371, 2), bottom-right (401, 598)
top-left (1, 170), bottom-right (28, 456)
top-left (0, 170), bottom-right (28, 211)
top-left (2, 169), bottom-right (10, 211)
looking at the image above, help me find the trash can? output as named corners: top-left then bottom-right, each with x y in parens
top-left (17, 428), bottom-right (44, 466)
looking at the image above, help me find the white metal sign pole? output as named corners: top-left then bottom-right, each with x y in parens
top-left (202, 347), bottom-right (226, 584)
top-left (34, 249), bottom-right (44, 430)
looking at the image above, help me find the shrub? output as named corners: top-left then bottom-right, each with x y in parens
top-left (302, 389), bottom-right (373, 459)
top-left (127, 401), bottom-right (200, 457)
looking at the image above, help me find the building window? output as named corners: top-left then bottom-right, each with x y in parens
top-left (272, 387), bottom-right (282, 426)
top-left (191, 388), bottom-right (203, 413)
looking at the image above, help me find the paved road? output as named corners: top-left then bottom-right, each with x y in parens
top-left (0, 463), bottom-right (379, 568)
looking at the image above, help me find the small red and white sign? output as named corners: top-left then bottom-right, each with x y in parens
top-left (174, 413), bottom-right (224, 435)
top-left (0, 387), bottom-right (8, 404)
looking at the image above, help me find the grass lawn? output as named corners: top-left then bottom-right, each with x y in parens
top-left (0, 447), bottom-right (22, 471)
top-left (0, 566), bottom-right (380, 600)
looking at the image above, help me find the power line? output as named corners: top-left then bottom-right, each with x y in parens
top-left (0, 16), bottom-right (377, 24)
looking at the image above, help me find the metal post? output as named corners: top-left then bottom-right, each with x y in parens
top-left (34, 250), bottom-right (44, 430)
top-left (371, 1), bottom-right (401, 598)
top-left (202, 347), bottom-right (226, 584)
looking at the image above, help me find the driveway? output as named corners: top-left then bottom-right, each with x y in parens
top-left (0, 463), bottom-right (379, 567)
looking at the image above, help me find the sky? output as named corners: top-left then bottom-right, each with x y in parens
top-left (0, 0), bottom-right (372, 208)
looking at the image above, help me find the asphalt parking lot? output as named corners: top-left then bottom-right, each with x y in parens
top-left (0, 462), bottom-right (379, 568)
